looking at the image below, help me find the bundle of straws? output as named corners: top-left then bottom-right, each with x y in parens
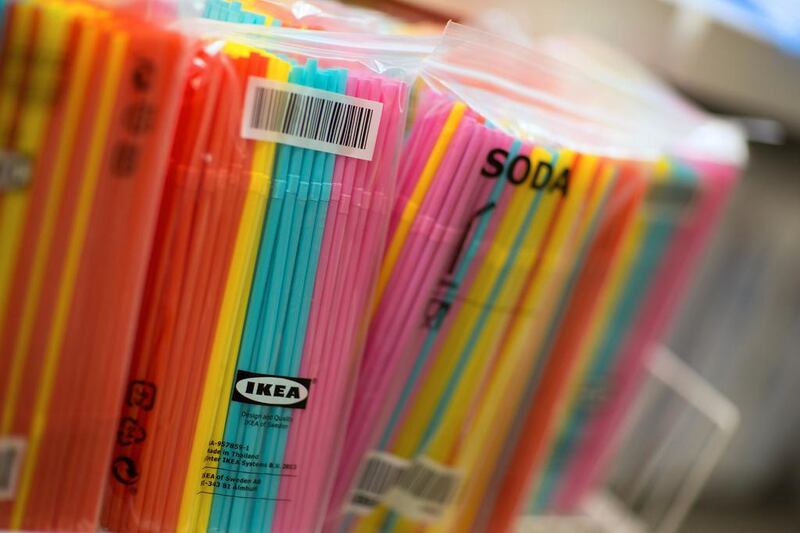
top-left (102, 22), bottom-right (413, 533)
top-left (511, 157), bottom-right (740, 520)
top-left (0, 1), bottom-right (188, 530)
top-left (510, 160), bottom-right (706, 517)
top-left (326, 23), bottom-right (741, 533)
top-left (465, 158), bottom-right (729, 532)
top-left (474, 50), bottom-right (742, 530)
top-left (324, 89), bottom-right (639, 530)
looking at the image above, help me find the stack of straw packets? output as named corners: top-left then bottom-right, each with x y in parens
top-left (0, 1), bottom-right (187, 531)
top-left (101, 30), bottom-right (408, 533)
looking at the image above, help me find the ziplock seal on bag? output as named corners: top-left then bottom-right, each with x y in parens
top-left (102, 19), bottom-right (432, 533)
top-left (326, 22), bottom-right (742, 533)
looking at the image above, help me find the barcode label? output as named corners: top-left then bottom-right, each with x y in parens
top-left (241, 77), bottom-right (383, 161)
top-left (348, 451), bottom-right (410, 514)
top-left (384, 456), bottom-right (462, 522)
top-left (0, 151), bottom-right (33, 191)
top-left (0, 437), bottom-right (26, 501)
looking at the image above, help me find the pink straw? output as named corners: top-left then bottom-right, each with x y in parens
top-left (275, 75), bottom-right (405, 533)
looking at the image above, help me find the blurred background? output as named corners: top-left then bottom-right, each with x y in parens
top-left (350, 1), bottom-right (800, 531)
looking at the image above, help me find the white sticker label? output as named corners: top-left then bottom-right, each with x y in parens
top-left (348, 451), bottom-right (410, 514)
top-left (241, 77), bottom-right (383, 161)
top-left (0, 437), bottom-right (26, 501)
top-left (383, 456), bottom-right (462, 523)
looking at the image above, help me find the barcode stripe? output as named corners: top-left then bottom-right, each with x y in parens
top-left (245, 83), bottom-right (380, 150)
top-left (350, 108), bottom-right (364, 146)
top-left (0, 449), bottom-right (14, 490)
top-left (362, 109), bottom-right (373, 150)
top-left (394, 459), bottom-right (460, 506)
top-left (242, 78), bottom-right (383, 161)
top-left (0, 438), bottom-right (25, 499)
top-left (353, 454), bottom-right (408, 502)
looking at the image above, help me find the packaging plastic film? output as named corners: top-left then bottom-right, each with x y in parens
top-left (325, 22), bottom-right (743, 533)
top-left (0, 1), bottom-right (190, 530)
top-left (101, 17), bottom-right (431, 533)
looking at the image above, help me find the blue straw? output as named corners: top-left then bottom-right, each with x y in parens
top-left (231, 61), bottom-right (317, 532)
top-left (249, 66), bottom-right (347, 533)
top-left (209, 63), bottom-right (304, 533)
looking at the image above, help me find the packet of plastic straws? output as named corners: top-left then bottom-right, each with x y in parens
top-left (101, 17), bottom-right (434, 533)
top-left (325, 22), bottom-right (743, 533)
top-left (0, 1), bottom-right (190, 530)
top-left (481, 38), bottom-right (745, 531)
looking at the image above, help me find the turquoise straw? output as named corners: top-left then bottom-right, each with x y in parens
top-left (249, 66), bottom-right (347, 533)
top-left (210, 64), bottom-right (304, 533)
top-left (229, 62), bottom-right (318, 533)
top-left (203, 0), bottom-right (221, 20)
top-left (202, 0), bottom-right (270, 25)
top-left (215, 59), bottom-right (349, 532)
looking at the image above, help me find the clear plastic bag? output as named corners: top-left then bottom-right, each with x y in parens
top-left (326, 22), bottom-right (743, 533)
top-left (492, 40), bottom-right (745, 526)
top-left (101, 18), bottom-right (430, 533)
top-left (0, 1), bottom-right (191, 530)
